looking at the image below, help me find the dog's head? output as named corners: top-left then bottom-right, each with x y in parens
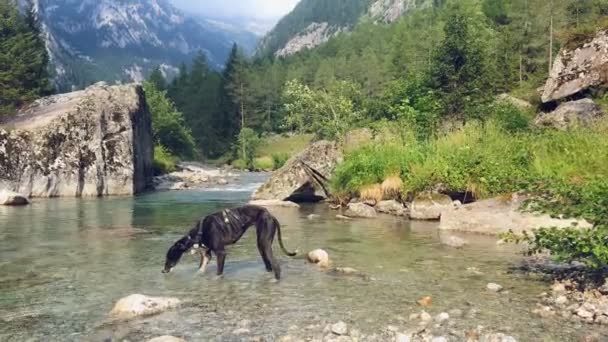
top-left (162, 236), bottom-right (192, 273)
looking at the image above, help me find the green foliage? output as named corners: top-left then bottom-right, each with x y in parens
top-left (234, 127), bottom-right (262, 169)
top-left (253, 156), bottom-right (275, 171)
top-left (489, 101), bottom-right (533, 133)
top-left (148, 66), bottom-right (167, 91)
top-left (143, 81), bottom-right (195, 159)
top-left (282, 79), bottom-right (363, 140)
top-left (153, 144), bottom-right (178, 175)
top-left (0, 0), bottom-right (53, 117)
top-left (231, 158), bottom-right (248, 170)
top-left (271, 153), bottom-right (290, 169)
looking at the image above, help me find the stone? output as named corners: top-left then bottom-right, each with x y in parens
top-left (395, 333), bottom-right (411, 342)
top-left (217, 178), bottom-right (229, 185)
top-left (535, 99), bottom-right (605, 130)
top-left (431, 337), bottom-right (447, 342)
top-left (409, 192), bottom-right (453, 220)
top-left (345, 202), bottom-right (377, 218)
top-left (487, 283), bottom-right (503, 292)
top-left (496, 93), bottom-right (533, 110)
top-left (248, 199), bottom-right (301, 208)
top-left (555, 296), bottom-right (569, 306)
top-left (551, 283), bottom-right (568, 295)
top-left (417, 296), bottom-right (433, 307)
top-left (252, 140), bottom-right (342, 202)
top-left (420, 311), bottom-right (432, 322)
top-left (435, 312), bottom-right (450, 323)
top-left (440, 235), bottom-right (468, 248)
top-left (0, 83), bottom-right (153, 197)
top-left (409, 313), bottom-right (420, 320)
top-left (375, 200), bottom-right (408, 216)
top-left (542, 29), bottom-right (608, 102)
top-left (308, 214), bottom-right (321, 220)
top-left (577, 308), bottom-right (594, 319)
top-left (439, 193), bottom-right (592, 235)
top-left (331, 321), bottom-right (348, 335)
top-left (307, 249), bottom-right (330, 268)
top-left (109, 294), bottom-right (180, 320)
top-left (336, 215), bottom-right (352, 220)
top-left (0, 190), bottom-right (29, 205)
top-left (333, 267), bottom-right (360, 275)
top-left (147, 336), bottom-right (186, 342)
top-left (232, 328), bottom-right (250, 335)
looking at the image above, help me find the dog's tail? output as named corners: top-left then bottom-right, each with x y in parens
top-left (273, 216), bottom-right (297, 257)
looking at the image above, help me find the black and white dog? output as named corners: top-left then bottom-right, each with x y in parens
top-left (162, 205), bottom-right (297, 280)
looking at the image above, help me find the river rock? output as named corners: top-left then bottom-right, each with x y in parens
top-left (307, 249), bottom-right (330, 268)
top-left (331, 321), bottom-right (348, 335)
top-left (248, 199), bottom-right (301, 208)
top-left (345, 202), bottom-right (377, 218)
top-left (439, 193), bottom-right (592, 235)
top-left (395, 332), bottom-right (411, 342)
top-left (487, 283), bottom-right (503, 292)
top-left (251, 140), bottom-right (342, 202)
top-left (542, 29), bottom-right (608, 102)
top-left (0, 83), bottom-right (153, 197)
top-left (480, 333), bottom-right (518, 342)
top-left (535, 99), bottom-right (605, 130)
top-left (440, 235), bottom-right (468, 248)
top-left (420, 311), bottom-right (432, 322)
top-left (147, 336), bottom-right (186, 342)
top-left (109, 294), bottom-right (180, 320)
top-left (435, 312), bottom-right (450, 323)
top-left (0, 190), bottom-right (29, 205)
top-left (409, 192), bottom-right (453, 220)
top-left (375, 200), bottom-right (408, 216)
top-left (308, 214), bottom-right (321, 220)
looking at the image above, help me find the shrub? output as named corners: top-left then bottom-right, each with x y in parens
top-left (490, 101), bottom-right (533, 133)
top-left (232, 159), bottom-right (248, 170)
top-left (153, 145), bottom-right (177, 175)
top-left (271, 153), bottom-right (290, 169)
top-left (253, 156), bottom-right (274, 171)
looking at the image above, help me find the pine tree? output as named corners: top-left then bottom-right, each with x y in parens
top-left (148, 66), bottom-right (166, 91)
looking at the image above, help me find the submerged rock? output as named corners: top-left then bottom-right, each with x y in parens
top-left (535, 99), bottom-right (605, 130)
top-left (542, 29), bottom-right (608, 102)
top-left (345, 202), bottom-right (377, 218)
top-left (0, 83), bottom-right (153, 197)
top-left (409, 192), bottom-right (453, 220)
top-left (109, 294), bottom-right (180, 320)
top-left (0, 190), bottom-right (29, 205)
top-left (440, 235), bottom-right (468, 249)
top-left (252, 140), bottom-right (342, 202)
top-left (147, 336), bottom-right (186, 342)
top-left (307, 249), bottom-right (330, 268)
top-left (439, 193), bottom-right (592, 235)
top-left (331, 321), bottom-right (348, 335)
top-left (487, 283), bottom-right (504, 292)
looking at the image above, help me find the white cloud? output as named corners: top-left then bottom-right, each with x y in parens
top-left (171, 0), bottom-right (300, 19)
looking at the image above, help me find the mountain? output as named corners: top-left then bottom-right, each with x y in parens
top-left (25, 0), bottom-right (260, 91)
top-left (256, 0), bottom-right (430, 58)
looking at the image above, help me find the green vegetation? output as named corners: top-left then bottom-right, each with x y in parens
top-left (0, 0), bottom-right (53, 117)
top-left (152, 145), bottom-right (178, 176)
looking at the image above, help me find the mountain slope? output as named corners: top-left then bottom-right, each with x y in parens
top-left (27, 0), bottom-right (259, 91)
top-left (256, 0), bottom-right (430, 58)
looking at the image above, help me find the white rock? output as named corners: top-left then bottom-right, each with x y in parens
top-left (440, 235), bottom-right (468, 248)
top-left (232, 328), bottom-right (250, 335)
top-left (577, 308), bottom-right (594, 319)
top-left (555, 295), bottom-right (568, 305)
top-left (109, 294), bottom-right (180, 320)
top-left (345, 202), bottom-right (377, 218)
top-left (307, 249), bottom-right (330, 268)
top-left (487, 283), bottom-right (503, 292)
top-left (435, 312), bottom-right (450, 323)
top-left (147, 336), bottom-right (186, 342)
top-left (431, 337), bottom-right (448, 342)
top-left (308, 214), bottom-right (321, 220)
top-left (249, 199), bottom-right (300, 208)
top-left (395, 333), bottom-right (411, 342)
top-left (331, 321), bottom-right (348, 335)
top-left (420, 311), bottom-right (432, 322)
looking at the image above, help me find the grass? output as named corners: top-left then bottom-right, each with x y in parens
top-left (359, 184), bottom-right (383, 203)
top-left (253, 156), bottom-right (274, 171)
top-left (256, 133), bottom-right (313, 157)
top-left (153, 144), bottom-right (178, 176)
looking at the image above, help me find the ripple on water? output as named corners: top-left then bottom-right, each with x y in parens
top-left (0, 187), bottom-right (606, 341)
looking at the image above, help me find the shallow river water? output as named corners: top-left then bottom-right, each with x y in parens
top-left (1, 173), bottom-right (605, 341)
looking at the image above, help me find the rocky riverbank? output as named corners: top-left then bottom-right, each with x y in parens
top-left (152, 163), bottom-right (237, 191)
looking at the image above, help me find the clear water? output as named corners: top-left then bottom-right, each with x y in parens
top-left (0, 173), bottom-right (604, 341)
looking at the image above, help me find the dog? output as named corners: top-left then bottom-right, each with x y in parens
top-left (162, 205), bottom-right (297, 280)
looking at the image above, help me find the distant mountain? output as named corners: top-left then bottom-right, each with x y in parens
top-left (256, 0), bottom-right (430, 58)
top-left (25, 0), bottom-right (260, 91)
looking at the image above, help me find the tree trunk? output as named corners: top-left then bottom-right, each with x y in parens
top-left (549, 0), bottom-right (554, 75)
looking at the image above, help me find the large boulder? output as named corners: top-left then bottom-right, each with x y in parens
top-left (542, 30), bottom-right (608, 103)
top-left (109, 294), bottom-right (180, 320)
top-left (409, 192), bottom-right (453, 220)
top-left (375, 200), bottom-right (408, 216)
top-left (0, 83), bottom-right (153, 197)
top-left (345, 202), bottom-right (377, 218)
top-left (535, 99), bottom-right (605, 129)
top-left (0, 190), bottom-right (29, 205)
top-left (439, 193), bottom-right (593, 235)
top-left (252, 140), bottom-right (342, 202)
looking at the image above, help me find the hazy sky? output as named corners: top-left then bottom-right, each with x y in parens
top-left (171, 0), bottom-right (300, 19)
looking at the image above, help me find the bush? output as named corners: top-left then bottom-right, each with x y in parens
top-left (153, 145), bottom-right (177, 175)
top-left (253, 156), bottom-right (274, 171)
top-left (232, 159), bottom-right (248, 170)
top-left (490, 102), bottom-right (533, 133)
top-left (271, 153), bottom-right (290, 169)
top-left (234, 128), bottom-right (262, 169)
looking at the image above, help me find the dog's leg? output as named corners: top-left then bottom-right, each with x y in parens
top-left (215, 248), bottom-right (227, 276)
top-left (257, 237), bottom-right (273, 272)
top-left (198, 249), bottom-right (211, 273)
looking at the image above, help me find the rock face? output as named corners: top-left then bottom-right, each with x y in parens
top-left (0, 83), bottom-right (153, 197)
top-left (109, 294), bottom-right (180, 320)
top-left (252, 140), bottom-right (342, 202)
top-left (275, 22), bottom-right (339, 57)
top-left (535, 99), bottom-right (605, 129)
top-left (345, 202), bottom-right (377, 218)
top-left (409, 192), bottom-right (453, 220)
top-left (542, 30), bottom-right (608, 103)
top-left (439, 193), bottom-right (593, 235)
top-left (0, 190), bottom-right (30, 205)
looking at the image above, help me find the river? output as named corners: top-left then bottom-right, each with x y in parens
top-left (0, 172), bottom-right (604, 341)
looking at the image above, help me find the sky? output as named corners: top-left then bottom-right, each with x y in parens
top-left (171, 0), bottom-right (300, 19)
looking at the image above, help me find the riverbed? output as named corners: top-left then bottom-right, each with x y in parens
top-left (0, 173), bottom-right (605, 341)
